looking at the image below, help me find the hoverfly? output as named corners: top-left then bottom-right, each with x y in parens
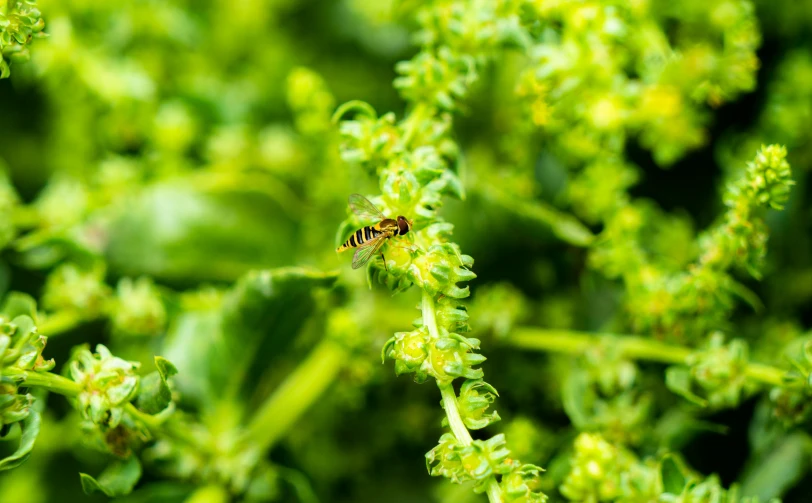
top-left (337, 194), bottom-right (413, 270)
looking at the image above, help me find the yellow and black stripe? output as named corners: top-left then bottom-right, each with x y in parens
top-left (337, 225), bottom-right (384, 252)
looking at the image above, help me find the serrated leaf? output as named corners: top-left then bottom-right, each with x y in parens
top-left (163, 267), bottom-right (337, 409)
top-left (79, 455), bottom-right (142, 497)
top-left (0, 407), bottom-right (40, 471)
top-left (135, 356), bottom-right (179, 415)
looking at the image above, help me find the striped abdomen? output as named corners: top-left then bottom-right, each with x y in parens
top-left (337, 225), bottom-right (385, 252)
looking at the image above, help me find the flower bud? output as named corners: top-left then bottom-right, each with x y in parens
top-left (69, 344), bottom-right (140, 430)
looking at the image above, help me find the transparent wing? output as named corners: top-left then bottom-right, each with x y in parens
top-left (352, 234), bottom-right (387, 269)
top-left (348, 193), bottom-right (386, 222)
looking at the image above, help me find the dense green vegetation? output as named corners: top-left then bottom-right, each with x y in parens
top-left (2, 0), bottom-right (812, 502)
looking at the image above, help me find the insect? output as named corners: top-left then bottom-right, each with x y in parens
top-left (336, 194), bottom-right (413, 270)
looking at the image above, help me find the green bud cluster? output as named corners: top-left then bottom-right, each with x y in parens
top-left (563, 342), bottom-right (652, 445)
top-left (470, 283), bottom-right (529, 340)
top-left (42, 263), bottom-right (111, 319)
top-left (768, 340), bottom-right (812, 425)
top-left (68, 344), bottom-right (140, 430)
top-left (112, 277), bottom-right (166, 338)
top-left (383, 328), bottom-right (485, 384)
top-left (560, 433), bottom-right (638, 502)
top-left (443, 379), bottom-right (501, 430)
top-left (394, 0), bottom-right (530, 111)
top-left (426, 432), bottom-right (511, 489)
top-left (0, 0), bottom-right (44, 78)
top-left (560, 433), bottom-right (773, 503)
top-left (0, 308), bottom-right (53, 428)
top-left (522, 0), bottom-right (759, 171)
top-left (427, 432), bottom-right (544, 500)
top-left (666, 333), bottom-right (752, 408)
top-left (395, 48), bottom-right (476, 111)
top-left (39, 263), bottom-right (168, 339)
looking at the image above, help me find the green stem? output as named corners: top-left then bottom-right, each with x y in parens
top-left (438, 381), bottom-right (472, 445)
top-left (242, 339), bottom-right (345, 454)
top-left (425, 291), bottom-right (503, 503)
top-left (124, 403), bottom-right (205, 449)
top-left (9, 369), bottom-right (82, 396)
top-left (401, 102), bottom-right (430, 148)
top-left (474, 183), bottom-right (595, 247)
top-left (509, 327), bottom-right (787, 387)
top-left (38, 310), bottom-right (85, 336)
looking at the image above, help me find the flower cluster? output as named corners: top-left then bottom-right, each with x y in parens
top-left (0, 0), bottom-right (44, 78)
top-left (68, 344), bottom-right (141, 430)
top-left (666, 333), bottom-right (752, 408)
top-left (560, 433), bottom-right (775, 503)
top-left (0, 298), bottom-right (53, 429)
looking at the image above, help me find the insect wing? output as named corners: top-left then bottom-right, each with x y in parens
top-left (351, 234), bottom-right (387, 269)
top-left (348, 193), bottom-right (386, 222)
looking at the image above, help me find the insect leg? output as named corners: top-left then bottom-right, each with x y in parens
top-left (380, 252), bottom-right (388, 272)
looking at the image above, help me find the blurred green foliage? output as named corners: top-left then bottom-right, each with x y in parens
top-left (1, 0), bottom-right (812, 502)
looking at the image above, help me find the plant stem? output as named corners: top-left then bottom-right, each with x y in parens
top-left (425, 291), bottom-right (504, 503)
top-left (474, 183), bottom-right (595, 247)
top-left (401, 102), bottom-right (430, 148)
top-left (9, 369), bottom-right (82, 396)
top-left (242, 338), bottom-right (345, 455)
top-left (438, 382), bottom-right (473, 445)
top-left (509, 327), bottom-right (788, 387)
top-left (125, 403), bottom-right (206, 449)
top-left (38, 310), bottom-right (85, 336)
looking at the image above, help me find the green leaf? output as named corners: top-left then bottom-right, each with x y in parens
top-left (0, 408), bottom-right (40, 471)
top-left (0, 292), bottom-right (38, 320)
top-left (561, 368), bottom-right (593, 429)
top-left (79, 455), bottom-right (142, 497)
top-left (111, 483), bottom-right (195, 503)
top-left (135, 356), bottom-right (179, 414)
top-left (163, 268), bottom-right (338, 408)
top-left (665, 366), bottom-right (707, 407)
top-left (659, 454), bottom-right (689, 495)
top-left (739, 432), bottom-right (812, 501)
top-left (105, 185), bottom-right (298, 284)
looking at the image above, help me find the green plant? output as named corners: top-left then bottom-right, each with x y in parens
top-left (2, 0), bottom-right (812, 502)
